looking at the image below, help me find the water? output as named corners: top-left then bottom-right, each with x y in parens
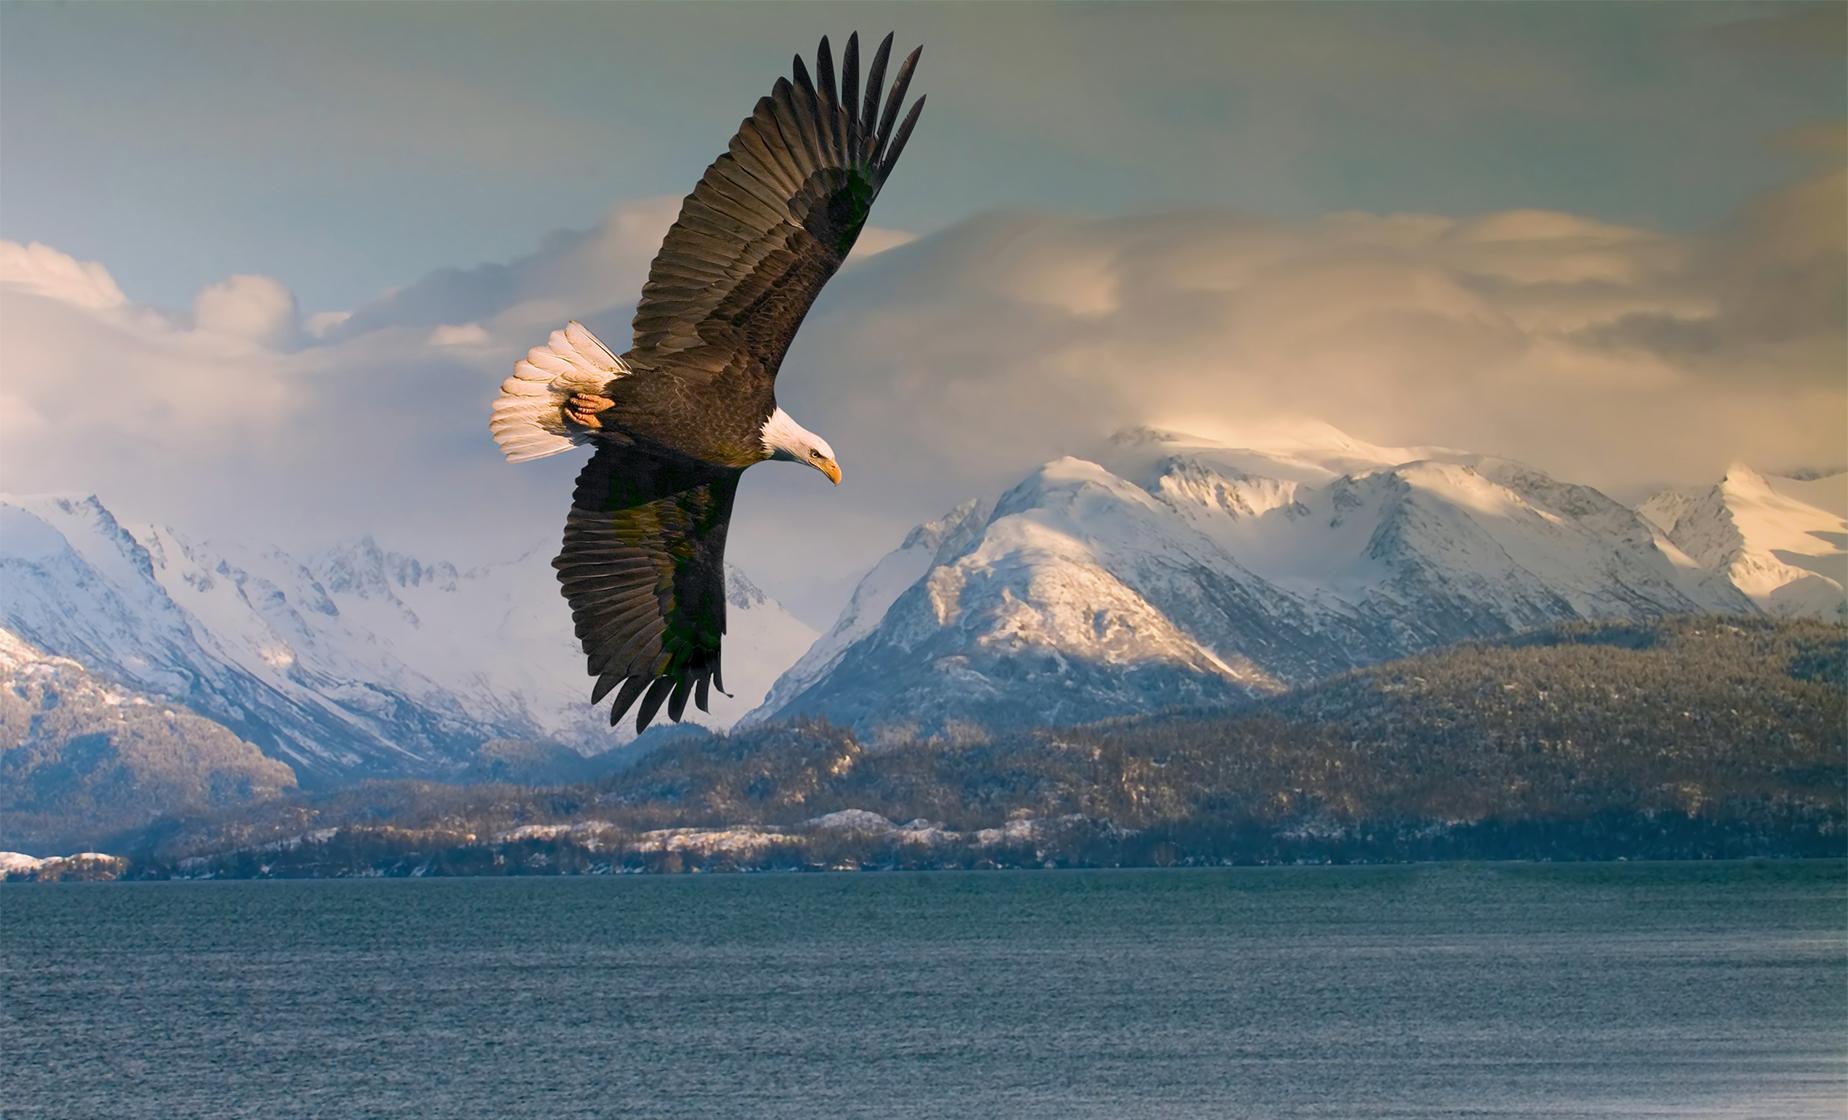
top-left (2, 863), bottom-right (1843, 1119)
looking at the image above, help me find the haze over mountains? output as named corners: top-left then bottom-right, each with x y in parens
top-left (3, 422), bottom-right (1843, 852)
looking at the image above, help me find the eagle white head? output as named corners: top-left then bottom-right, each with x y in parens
top-left (760, 407), bottom-right (841, 485)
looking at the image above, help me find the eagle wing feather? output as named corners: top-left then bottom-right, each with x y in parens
top-left (555, 447), bottom-right (740, 733)
top-left (628, 33), bottom-right (925, 382)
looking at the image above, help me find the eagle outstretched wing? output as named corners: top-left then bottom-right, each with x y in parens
top-left (629, 32), bottom-right (924, 381)
top-left (556, 447), bottom-right (740, 731)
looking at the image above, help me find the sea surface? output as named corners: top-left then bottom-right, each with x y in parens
top-left (2, 863), bottom-right (1843, 1119)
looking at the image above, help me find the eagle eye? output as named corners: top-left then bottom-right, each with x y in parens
top-left (810, 449), bottom-right (823, 459)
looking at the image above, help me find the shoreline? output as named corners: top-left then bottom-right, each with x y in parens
top-left (10, 850), bottom-right (1843, 885)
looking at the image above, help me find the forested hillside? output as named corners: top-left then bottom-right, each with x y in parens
top-left (99, 618), bottom-right (1847, 877)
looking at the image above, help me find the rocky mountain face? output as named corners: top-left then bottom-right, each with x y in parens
top-left (1641, 465), bottom-right (1847, 620)
top-left (749, 424), bottom-right (1765, 741)
top-left (0, 628), bottom-right (296, 853)
top-left (0, 494), bottom-right (816, 782)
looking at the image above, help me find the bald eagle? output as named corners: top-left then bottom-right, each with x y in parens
top-left (489, 34), bottom-right (925, 733)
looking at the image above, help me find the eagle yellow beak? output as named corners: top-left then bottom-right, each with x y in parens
top-left (819, 458), bottom-right (842, 486)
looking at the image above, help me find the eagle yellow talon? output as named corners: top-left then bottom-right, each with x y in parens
top-left (567, 393), bottom-right (614, 430)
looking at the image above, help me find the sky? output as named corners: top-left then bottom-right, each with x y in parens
top-left (1, 1), bottom-right (1844, 625)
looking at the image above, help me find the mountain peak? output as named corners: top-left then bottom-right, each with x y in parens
top-left (1721, 462), bottom-right (1771, 491)
top-left (0, 490), bottom-right (107, 513)
top-left (899, 497), bottom-right (991, 555)
top-left (2, 491), bottom-right (160, 583)
top-left (310, 535), bottom-right (460, 598)
top-left (1096, 418), bottom-right (1458, 493)
top-left (0, 491), bottom-right (125, 536)
top-left (725, 563), bottom-right (767, 609)
top-left (992, 456), bottom-right (1157, 522)
top-left (1106, 425), bottom-right (1219, 449)
top-left (1124, 416), bottom-right (1421, 458)
top-left (1109, 418), bottom-right (1366, 452)
top-left (1643, 465), bottom-right (1846, 619)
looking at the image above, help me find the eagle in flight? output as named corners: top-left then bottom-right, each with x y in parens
top-left (490, 33), bottom-right (925, 733)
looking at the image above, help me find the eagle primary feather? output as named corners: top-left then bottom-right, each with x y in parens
top-left (489, 33), bottom-right (926, 732)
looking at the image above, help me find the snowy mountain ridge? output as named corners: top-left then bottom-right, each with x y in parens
top-left (5, 423), bottom-right (1838, 777)
top-left (1640, 465), bottom-right (1847, 620)
top-left (748, 424), bottom-right (1796, 739)
top-left (0, 493), bottom-right (816, 779)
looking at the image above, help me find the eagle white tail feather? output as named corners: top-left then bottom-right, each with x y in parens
top-left (490, 321), bottom-right (630, 463)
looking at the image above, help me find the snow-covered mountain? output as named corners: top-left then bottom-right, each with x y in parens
top-left (1641, 466), bottom-right (1847, 620)
top-left (748, 424), bottom-right (1761, 740)
top-left (746, 498), bottom-right (991, 727)
top-left (0, 626), bottom-right (296, 853)
top-left (6, 432), bottom-right (1833, 779)
top-left (0, 494), bottom-right (815, 780)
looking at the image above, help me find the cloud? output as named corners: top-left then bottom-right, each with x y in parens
top-left (3, 161), bottom-right (1841, 623)
top-left (305, 310), bottom-right (351, 339)
top-left (427, 322), bottom-right (492, 348)
top-left (1707, 162), bottom-right (1847, 348)
top-left (323, 198), bottom-right (678, 343)
top-left (330, 198), bottom-right (916, 345)
top-left (193, 274), bottom-right (300, 347)
top-left (0, 241), bottom-right (127, 309)
top-left (1690, 4), bottom-right (1848, 59)
top-left (846, 227), bottom-right (918, 260)
top-left (768, 162), bottom-right (1843, 529)
top-left (0, 244), bottom-right (301, 519)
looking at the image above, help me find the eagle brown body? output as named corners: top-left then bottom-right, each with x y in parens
top-left (490, 33), bottom-right (926, 732)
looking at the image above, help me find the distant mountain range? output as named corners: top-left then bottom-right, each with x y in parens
top-left (0, 494), bottom-right (814, 784)
top-left (3, 423), bottom-right (1842, 854)
top-left (748, 423), bottom-right (1843, 739)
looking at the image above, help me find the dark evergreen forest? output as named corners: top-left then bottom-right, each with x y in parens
top-left (94, 617), bottom-right (1846, 879)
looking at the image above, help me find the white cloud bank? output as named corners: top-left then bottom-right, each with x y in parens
top-left (790, 164), bottom-right (1845, 506)
top-left (1, 158), bottom-right (1841, 623)
top-left (0, 245), bottom-right (301, 516)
